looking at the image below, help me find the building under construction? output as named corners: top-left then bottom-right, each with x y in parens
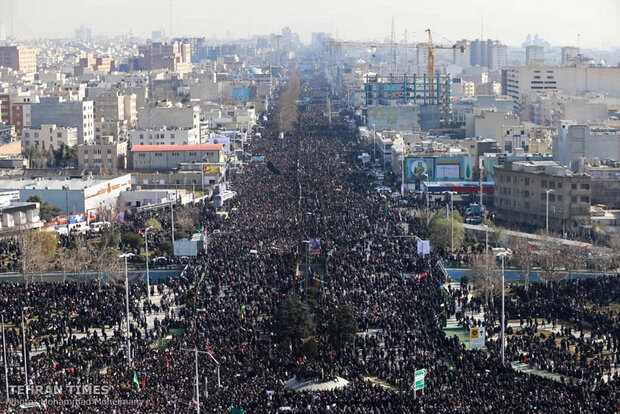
top-left (364, 73), bottom-right (452, 124)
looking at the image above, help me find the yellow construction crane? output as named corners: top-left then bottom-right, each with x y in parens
top-left (425, 28), bottom-right (467, 96)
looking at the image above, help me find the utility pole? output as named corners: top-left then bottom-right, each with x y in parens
top-left (195, 348), bottom-right (200, 414)
top-left (2, 314), bottom-right (9, 403)
top-left (21, 310), bottom-right (28, 398)
top-left (119, 253), bottom-right (135, 366)
top-left (144, 226), bottom-right (153, 305)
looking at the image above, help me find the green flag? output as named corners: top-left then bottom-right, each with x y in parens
top-left (231, 408), bottom-right (245, 414)
top-left (133, 372), bottom-right (140, 391)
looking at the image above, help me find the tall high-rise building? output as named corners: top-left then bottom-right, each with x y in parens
top-left (74, 25), bottom-right (92, 42)
top-left (469, 39), bottom-right (507, 69)
top-left (561, 46), bottom-right (580, 66)
top-left (526, 45), bottom-right (544, 66)
top-left (0, 46), bottom-right (37, 73)
top-left (453, 40), bottom-right (471, 68)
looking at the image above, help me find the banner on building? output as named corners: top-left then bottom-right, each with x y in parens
top-left (69, 214), bottom-right (85, 224)
top-left (308, 238), bottom-right (321, 255)
top-left (202, 165), bottom-right (221, 174)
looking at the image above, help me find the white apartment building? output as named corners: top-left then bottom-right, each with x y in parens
top-left (503, 65), bottom-right (620, 113)
top-left (22, 124), bottom-right (78, 150)
top-left (128, 127), bottom-right (199, 146)
top-left (554, 121), bottom-right (620, 171)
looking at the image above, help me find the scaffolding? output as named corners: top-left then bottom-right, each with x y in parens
top-left (364, 73), bottom-right (452, 123)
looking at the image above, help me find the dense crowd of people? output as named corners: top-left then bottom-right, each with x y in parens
top-left (0, 74), bottom-right (618, 413)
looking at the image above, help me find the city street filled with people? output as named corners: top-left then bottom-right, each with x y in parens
top-left (0, 75), bottom-right (618, 413)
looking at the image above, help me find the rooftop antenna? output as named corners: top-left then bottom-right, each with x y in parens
top-left (390, 16), bottom-right (396, 72)
top-left (577, 33), bottom-right (581, 50)
top-left (169, 0), bottom-right (173, 41)
top-left (10, 0), bottom-right (14, 38)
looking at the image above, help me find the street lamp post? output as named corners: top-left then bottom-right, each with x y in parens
top-left (371, 124), bottom-right (376, 164)
top-left (1, 314), bottom-right (8, 403)
top-left (450, 192), bottom-right (454, 255)
top-left (423, 173), bottom-right (430, 227)
top-left (496, 251), bottom-right (510, 366)
top-left (119, 253), bottom-right (134, 366)
top-left (546, 189), bottom-right (555, 234)
top-left (482, 224), bottom-right (489, 253)
top-left (144, 226), bottom-right (154, 305)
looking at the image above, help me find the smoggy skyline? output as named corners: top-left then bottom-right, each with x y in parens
top-left (0, 0), bottom-right (618, 49)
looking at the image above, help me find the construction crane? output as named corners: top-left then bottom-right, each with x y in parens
top-left (425, 28), bottom-right (467, 101)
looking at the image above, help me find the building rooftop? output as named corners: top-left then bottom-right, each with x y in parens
top-left (499, 160), bottom-right (590, 178)
top-left (130, 144), bottom-right (223, 152)
top-left (0, 175), bottom-right (130, 191)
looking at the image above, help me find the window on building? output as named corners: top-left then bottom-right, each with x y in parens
top-left (549, 181), bottom-right (555, 189)
top-left (107, 149), bottom-right (112, 154)
top-left (557, 195), bottom-right (563, 201)
top-left (580, 196), bottom-right (589, 203)
top-left (549, 194), bottom-right (555, 202)
top-left (571, 183), bottom-right (577, 190)
top-left (524, 177), bottom-right (530, 185)
top-left (571, 197), bottom-right (577, 203)
top-left (541, 180), bottom-right (547, 187)
top-left (557, 182), bottom-right (562, 189)
top-left (580, 183), bottom-right (590, 190)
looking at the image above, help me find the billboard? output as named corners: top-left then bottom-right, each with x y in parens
top-left (404, 156), bottom-right (473, 184)
top-left (202, 165), bottom-right (221, 174)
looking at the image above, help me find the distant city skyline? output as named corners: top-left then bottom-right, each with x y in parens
top-left (0, 0), bottom-right (618, 49)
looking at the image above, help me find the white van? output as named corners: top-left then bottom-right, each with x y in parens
top-left (89, 221), bottom-right (111, 233)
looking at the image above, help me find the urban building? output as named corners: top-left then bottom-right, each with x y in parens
top-left (525, 45), bottom-right (544, 66)
top-left (363, 74), bottom-right (451, 125)
top-left (470, 110), bottom-right (520, 140)
top-left (133, 41), bottom-right (192, 73)
top-left (30, 97), bottom-right (94, 144)
top-left (128, 127), bottom-right (199, 146)
top-left (137, 105), bottom-right (200, 131)
top-left (75, 56), bottom-right (116, 75)
top-left (561, 47), bottom-right (580, 65)
top-left (554, 121), bottom-right (620, 170)
top-left (493, 160), bottom-right (591, 231)
top-left (130, 144), bottom-right (224, 170)
top-left (78, 136), bottom-right (127, 171)
top-left (92, 91), bottom-right (137, 140)
top-left (0, 174), bottom-right (132, 216)
top-left (22, 124), bottom-right (78, 150)
top-left (469, 39), bottom-right (507, 69)
top-left (502, 65), bottom-right (620, 113)
top-left (0, 191), bottom-right (42, 233)
top-left (579, 159), bottom-right (620, 208)
top-left (0, 46), bottom-right (37, 73)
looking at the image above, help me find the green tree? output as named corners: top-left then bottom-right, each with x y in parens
top-left (51, 143), bottom-right (78, 168)
top-left (302, 337), bottom-right (319, 360)
top-left (122, 232), bottom-right (142, 250)
top-left (272, 294), bottom-right (314, 343)
top-left (99, 229), bottom-right (121, 249)
top-left (327, 306), bottom-right (358, 350)
top-left (27, 195), bottom-right (63, 221)
top-left (159, 241), bottom-right (173, 256)
top-left (145, 218), bottom-right (162, 231)
top-left (429, 211), bottom-right (465, 251)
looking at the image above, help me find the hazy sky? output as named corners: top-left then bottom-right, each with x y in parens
top-left (0, 0), bottom-right (618, 48)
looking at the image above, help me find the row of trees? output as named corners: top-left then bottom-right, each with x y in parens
top-left (18, 228), bottom-right (123, 284)
top-left (275, 71), bottom-right (300, 134)
top-left (23, 143), bottom-right (78, 169)
top-left (471, 234), bottom-right (619, 303)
